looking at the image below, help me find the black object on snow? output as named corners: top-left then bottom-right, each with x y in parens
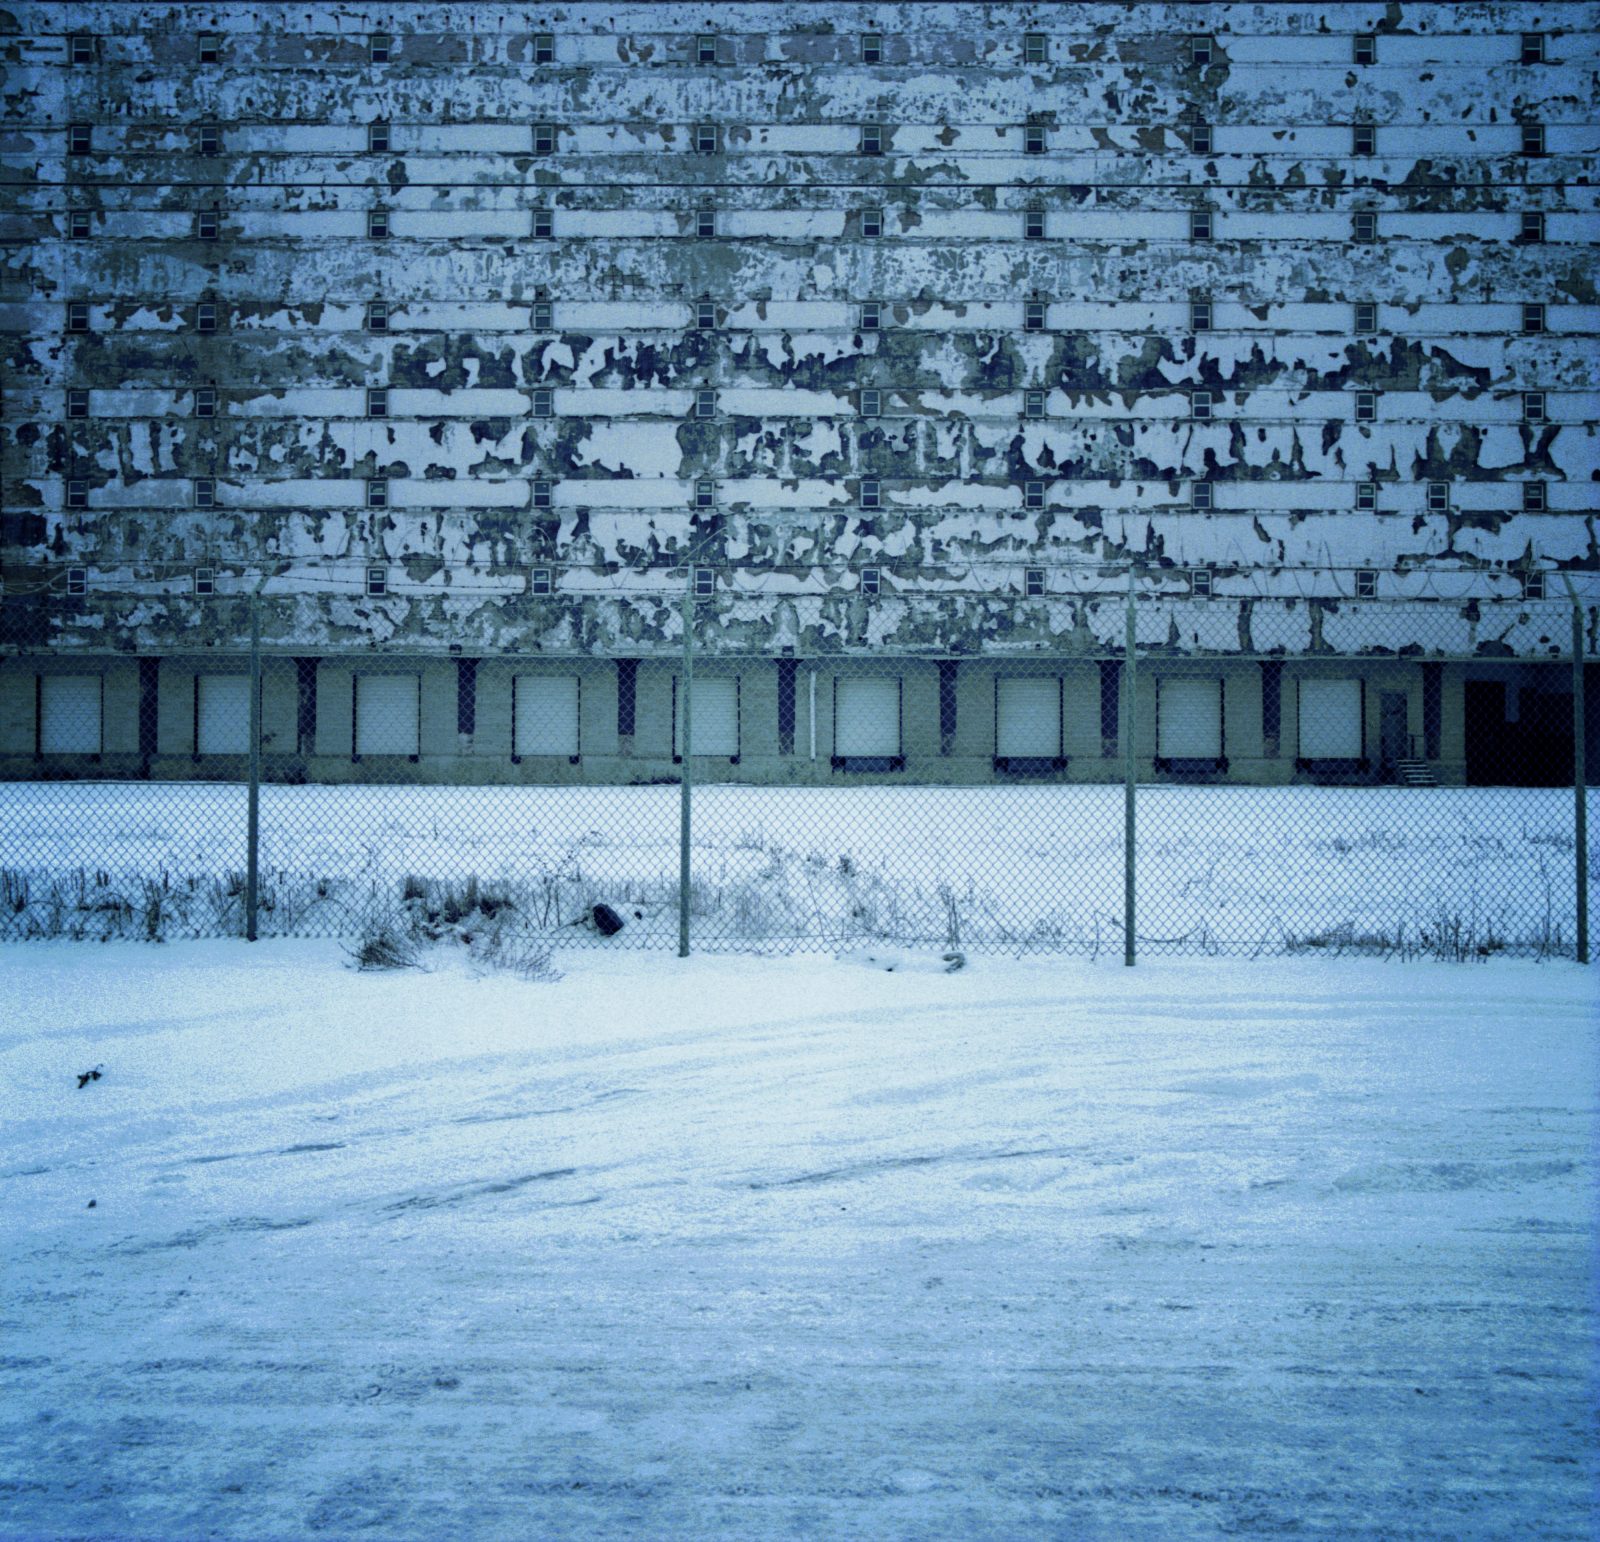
top-left (591, 903), bottom-right (626, 937)
top-left (76, 1065), bottom-right (103, 1090)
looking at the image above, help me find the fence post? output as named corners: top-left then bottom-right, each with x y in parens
top-left (1574, 601), bottom-right (1588, 964)
top-left (678, 569), bottom-right (693, 958)
top-left (1123, 574), bottom-right (1137, 967)
top-left (245, 593), bottom-right (262, 942)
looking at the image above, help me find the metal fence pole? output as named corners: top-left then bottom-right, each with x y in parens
top-left (1123, 574), bottom-right (1137, 967)
top-left (245, 593), bottom-right (262, 942)
top-left (678, 570), bottom-right (693, 958)
top-left (1574, 601), bottom-right (1588, 965)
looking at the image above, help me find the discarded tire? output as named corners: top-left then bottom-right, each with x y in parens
top-left (591, 903), bottom-right (625, 937)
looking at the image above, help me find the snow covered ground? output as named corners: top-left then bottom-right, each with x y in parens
top-left (1, 945), bottom-right (1594, 1540)
top-left (0, 781), bottom-right (1584, 956)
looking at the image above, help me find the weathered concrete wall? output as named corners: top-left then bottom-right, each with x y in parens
top-left (1, 2), bottom-right (1596, 659)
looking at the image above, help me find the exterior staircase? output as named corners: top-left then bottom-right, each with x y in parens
top-left (1395, 758), bottom-right (1438, 787)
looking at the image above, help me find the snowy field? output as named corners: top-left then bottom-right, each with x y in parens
top-left (0, 947), bottom-right (1593, 1540)
top-left (0, 780), bottom-right (1585, 956)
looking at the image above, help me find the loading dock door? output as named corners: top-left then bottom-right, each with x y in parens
top-left (197, 674), bottom-right (251, 755)
top-left (40, 675), bottom-right (102, 754)
top-left (1298, 678), bottom-right (1363, 760)
top-left (835, 676), bottom-right (901, 758)
top-left (515, 674), bottom-right (579, 757)
top-left (675, 676), bottom-right (739, 757)
top-left (996, 677), bottom-right (1062, 758)
top-left (355, 674), bottom-right (420, 756)
top-left (1157, 678), bottom-right (1222, 760)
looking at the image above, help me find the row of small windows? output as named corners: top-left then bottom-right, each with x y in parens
top-left (65, 30), bottom-right (1557, 67)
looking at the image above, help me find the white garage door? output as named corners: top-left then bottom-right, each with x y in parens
top-left (835, 676), bottom-right (901, 757)
top-left (996, 677), bottom-right (1062, 758)
top-left (1298, 678), bottom-right (1363, 759)
top-left (1158, 677), bottom-right (1223, 759)
top-left (675, 675), bottom-right (739, 756)
top-left (355, 674), bottom-right (419, 756)
top-left (40, 674), bottom-right (102, 754)
top-left (197, 674), bottom-right (251, 755)
top-left (515, 674), bottom-right (579, 756)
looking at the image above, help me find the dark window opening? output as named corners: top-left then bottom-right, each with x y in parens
top-left (777, 659), bottom-right (797, 755)
top-left (1260, 660), bottom-right (1282, 747)
top-left (296, 657), bottom-right (318, 754)
top-left (456, 658), bottom-right (477, 735)
top-left (617, 659), bottom-right (637, 737)
top-left (1099, 660), bottom-right (1121, 751)
top-left (939, 659), bottom-right (958, 754)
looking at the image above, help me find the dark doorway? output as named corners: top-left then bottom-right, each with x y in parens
top-left (1465, 679), bottom-right (1573, 786)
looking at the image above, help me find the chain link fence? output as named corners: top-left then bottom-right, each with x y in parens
top-left (1, 587), bottom-right (1591, 961)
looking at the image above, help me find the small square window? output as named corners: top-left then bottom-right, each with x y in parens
top-left (66, 565), bottom-right (89, 596)
top-left (1522, 302), bottom-right (1546, 334)
top-left (860, 478), bottom-right (881, 510)
top-left (695, 389), bottom-right (717, 419)
top-left (194, 477), bottom-right (216, 508)
top-left (1191, 389), bottom-right (1213, 420)
top-left (532, 478), bottom-right (552, 508)
top-left (198, 123), bottom-right (220, 156)
top-left (533, 299), bottom-right (553, 331)
top-left (368, 121), bottom-right (390, 153)
top-left (695, 206), bottom-right (715, 238)
top-left (533, 208), bottom-right (553, 238)
top-left (1190, 210), bottom-right (1213, 241)
top-left (695, 123), bottom-right (719, 154)
top-left (67, 301), bottom-right (90, 333)
top-left (1024, 300), bottom-right (1047, 331)
top-left (1523, 391), bottom-right (1546, 423)
top-left (1190, 122), bottom-right (1213, 155)
top-left (533, 389), bottom-right (554, 418)
top-left (1191, 480), bottom-right (1213, 510)
top-left (1024, 33), bottom-right (1048, 65)
top-left (196, 301), bottom-right (218, 333)
top-left (1024, 124), bottom-right (1046, 155)
top-left (534, 33), bottom-right (554, 65)
top-left (859, 389), bottom-right (881, 418)
top-left (1521, 571), bottom-right (1545, 600)
top-left (860, 301), bottom-right (881, 331)
top-left (696, 479), bottom-right (717, 509)
top-left (1024, 480), bottom-right (1045, 510)
top-left (1356, 481), bottom-right (1377, 511)
top-left (1355, 301), bottom-right (1378, 334)
top-left (1352, 123), bottom-right (1376, 155)
top-left (861, 206), bottom-right (884, 238)
top-left (198, 32), bottom-right (219, 64)
top-left (193, 565), bottom-right (215, 596)
top-left (1356, 390), bottom-right (1377, 422)
top-left (1427, 481), bottom-right (1449, 512)
top-left (68, 123), bottom-right (91, 155)
top-left (367, 387), bottom-right (388, 418)
top-left (531, 567), bottom-right (553, 595)
top-left (369, 33), bottom-right (390, 64)
top-left (1353, 211), bottom-right (1377, 243)
top-left (1523, 482), bottom-right (1547, 512)
top-left (860, 124), bottom-right (883, 155)
top-left (194, 386), bottom-right (217, 418)
top-left (534, 123), bottom-right (556, 155)
top-left (366, 300), bottom-right (388, 333)
top-left (366, 565), bottom-right (387, 597)
top-left (1520, 210), bottom-right (1546, 242)
top-left (367, 479), bottom-right (388, 509)
top-left (1024, 390), bottom-right (1046, 419)
top-left (1521, 32), bottom-right (1545, 65)
top-left (1191, 35), bottom-right (1213, 67)
top-left (694, 567), bottom-right (715, 598)
top-left (69, 210), bottom-right (91, 239)
top-left (1190, 568), bottom-right (1213, 597)
top-left (197, 207), bottom-right (220, 240)
top-left (67, 478), bottom-right (88, 509)
top-left (368, 208), bottom-right (389, 240)
top-left (1521, 122), bottom-right (1545, 156)
top-left (1355, 569), bottom-right (1377, 599)
top-left (861, 33), bottom-right (883, 64)
top-left (1354, 33), bottom-right (1376, 66)
top-left (67, 389), bottom-right (89, 419)
top-left (1025, 567), bottom-right (1046, 597)
top-left (697, 33), bottom-right (718, 65)
top-left (861, 567), bottom-right (881, 596)
top-left (1024, 208), bottom-right (1046, 240)
top-left (695, 300), bottom-right (716, 330)
top-left (1190, 298), bottom-right (1212, 332)
top-left (71, 34), bottom-right (94, 65)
